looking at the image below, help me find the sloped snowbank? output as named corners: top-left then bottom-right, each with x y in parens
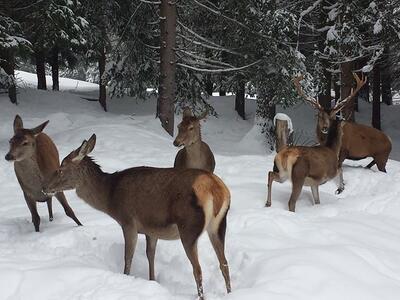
top-left (1, 73), bottom-right (400, 299)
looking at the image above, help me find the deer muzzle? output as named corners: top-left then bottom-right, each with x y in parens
top-left (4, 153), bottom-right (15, 161)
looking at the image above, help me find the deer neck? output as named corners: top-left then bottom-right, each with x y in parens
top-left (324, 119), bottom-right (343, 158)
top-left (75, 157), bottom-right (111, 214)
top-left (185, 138), bottom-right (202, 157)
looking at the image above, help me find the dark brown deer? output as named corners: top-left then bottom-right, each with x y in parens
top-left (43, 134), bottom-right (231, 299)
top-left (4, 115), bottom-right (82, 232)
top-left (266, 74), bottom-right (366, 212)
top-left (294, 73), bottom-right (392, 187)
top-left (173, 107), bottom-right (215, 173)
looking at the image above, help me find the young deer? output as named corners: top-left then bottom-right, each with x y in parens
top-left (173, 107), bottom-right (215, 173)
top-left (5, 115), bottom-right (82, 232)
top-left (266, 74), bottom-right (366, 212)
top-left (294, 73), bottom-right (392, 188)
top-left (43, 134), bottom-right (231, 299)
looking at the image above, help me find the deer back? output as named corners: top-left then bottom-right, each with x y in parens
top-left (340, 122), bottom-right (392, 158)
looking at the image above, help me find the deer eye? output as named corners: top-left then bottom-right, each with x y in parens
top-left (189, 127), bottom-right (194, 131)
top-left (22, 142), bottom-right (29, 146)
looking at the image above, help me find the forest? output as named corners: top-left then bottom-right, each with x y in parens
top-left (1, 1), bottom-right (400, 300)
top-left (2, 0), bottom-right (399, 142)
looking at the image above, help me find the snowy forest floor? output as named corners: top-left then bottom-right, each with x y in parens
top-left (0, 72), bottom-right (400, 299)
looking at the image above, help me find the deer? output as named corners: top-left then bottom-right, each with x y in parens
top-left (294, 73), bottom-right (392, 189)
top-left (266, 74), bottom-right (367, 212)
top-left (43, 134), bottom-right (231, 300)
top-left (173, 107), bottom-right (216, 173)
top-left (4, 115), bottom-right (82, 232)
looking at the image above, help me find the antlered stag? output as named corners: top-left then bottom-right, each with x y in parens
top-left (5, 115), bottom-right (82, 232)
top-left (173, 107), bottom-right (215, 172)
top-left (295, 73), bottom-right (392, 176)
top-left (266, 75), bottom-right (367, 212)
top-left (43, 134), bottom-right (231, 300)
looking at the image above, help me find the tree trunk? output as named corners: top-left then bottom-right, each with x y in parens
top-left (318, 69), bottom-right (332, 110)
top-left (334, 76), bottom-right (340, 103)
top-left (372, 64), bottom-right (381, 130)
top-left (381, 47), bottom-right (392, 105)
top-left (98, 46), bottom-right (107, 112)
top-left (235, 80), bottom-right (245, 120)
top-left (35, 50), bottom-right (47, 90)
top-left (157, 0), bottom-right (176, 136)
top-left (219, 87), bottom-right (226, 96)
top-left (340, 61), bottom-right (355, 121)
top-left (3, 50), bottom-right (17, 104)
top-left (205, 74), bottom-right (213, 96)
top-left (51, 46), bottom-right (59, 91)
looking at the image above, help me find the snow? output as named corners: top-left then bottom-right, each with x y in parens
top-left (1, 72), bottom-right (400, 299)
top-left (373, 19), bottom-right (382, 35)
top-left (273, 113), bottom-right (293, 133)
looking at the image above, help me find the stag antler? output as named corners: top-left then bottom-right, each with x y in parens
top-left (293, 75), bottom-right (323, 111)
top-left (196, 107), bottom-right (209, 120)
top-left (332, 72), bottom-right (367, 114)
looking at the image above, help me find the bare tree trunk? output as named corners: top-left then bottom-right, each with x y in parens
top-left (98, 46), bottom-right (107, 112)
top-left (334, 76), bottom-right (340, 103)
top-left (3, 50), bottom-right (17, 104)
top-left (381, 47), bottom-right (392, 105)
top-left (372, 64), bottom-right (381, 130)
top-left (235, 80), bottom-right (245, 120)
top-left (341, 61), bottom-right (355, 121)
top-left (51, 46), bottom-right (59, 91)
top-left (318, 69), bottom-right (332, 110)
top-left (35, 50), bottom-right (47, 90)
top-left (205, 74), bottom-right (213, 96)
top-left (157, 0), bottom-right (176, 136)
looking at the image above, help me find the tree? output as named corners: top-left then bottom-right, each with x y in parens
top-left (158, 0), bottom-right (177, 136)
top-left (0, 6), bottom-right (29, 103)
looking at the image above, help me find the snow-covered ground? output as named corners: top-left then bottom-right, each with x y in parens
top-left (0, 73), bottom-right (400, 300)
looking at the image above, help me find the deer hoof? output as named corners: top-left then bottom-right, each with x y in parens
top-left (335, 188), bottom-right (344, 195)
top-left (49, 217), bottom-right (54, 222)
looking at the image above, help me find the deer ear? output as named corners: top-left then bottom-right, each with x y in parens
top-left (85, 134), bottom-right (97, 154)
top-left (72, 140), bottom-right (88, 162)
top-left (197, 108), bottom-right (208, 120)
top-left (31, 120), bottom-right (49, 136)
top-left (13, 115), bottom-right (23, 133)
top-left (183, 107), bottom-right (193, 118)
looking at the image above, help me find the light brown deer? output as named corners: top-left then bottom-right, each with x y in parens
top-left (5, 115), bottom-right (82, 232)
top-left (294, 73), bottom-right (392, 187)
top-left (43, 134), bottom-right (231, 299)
top-left (173, 107), bottom-right (215, 173)
top-left (266, 74), bottom-right (366, 212)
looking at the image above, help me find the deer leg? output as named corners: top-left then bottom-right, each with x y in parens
top-left (365, 159), bottom-right (376, 169)
top-left (289, 159), bottom-right (307, 212)
top-left (55, 192), bottom-right (82, 226)
top-left (335, 168), bottom-right (344, 194)
top-left (207, 213), bottom-right (231, 294)
top-left (375, 154), bottom-right (388, 173)
top-left (266, 171), bottom-right (283, 207)
top-left (310, 185), bottom-right (320, 205)
top-left (47, 198), bottom-right (53, 221)
top-left (122, 223), bottom-right (138, 275)
top-left (145, 235), bottom-right (158, 280)
top-left (179, 215), bottom-right (205, 300)
top-left (24, 195), bottom-right (40, 232)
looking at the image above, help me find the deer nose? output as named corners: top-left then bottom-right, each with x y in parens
top-left (321, 127), bottom-right (329, 134)
top-left (173, 139), bottom-right (181, 147)
top-left (5, 153), bottom-right (14, 161)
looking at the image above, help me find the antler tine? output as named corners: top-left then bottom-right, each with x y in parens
top-left (293, 76), bottom-right (322, 110)
top-left (333, 72), bottom-right (367, 112)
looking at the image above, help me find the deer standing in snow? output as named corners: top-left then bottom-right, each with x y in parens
top-left (266, 74), bottom-right (367, 212)
top-left (43, 134), bottom-right (231, 299)
top-left (294, 73), bottom-right (392, 189)
top-left (173, 107), bottom-right (215, 173)
top-left (5, 115), bottom-right (82, 231)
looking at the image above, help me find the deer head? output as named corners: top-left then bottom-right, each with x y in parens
top-left (293, 73), bottom-right (367, 136)
top-left (173, 107), bottom-right (208, 147)
top-left (44, 134), bottom-right (97, 194)
top-left (5, 115), bottom-right (49, 162)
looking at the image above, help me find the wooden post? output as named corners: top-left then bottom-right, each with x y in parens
top-left (274, 113), bottom-right (293, 152)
